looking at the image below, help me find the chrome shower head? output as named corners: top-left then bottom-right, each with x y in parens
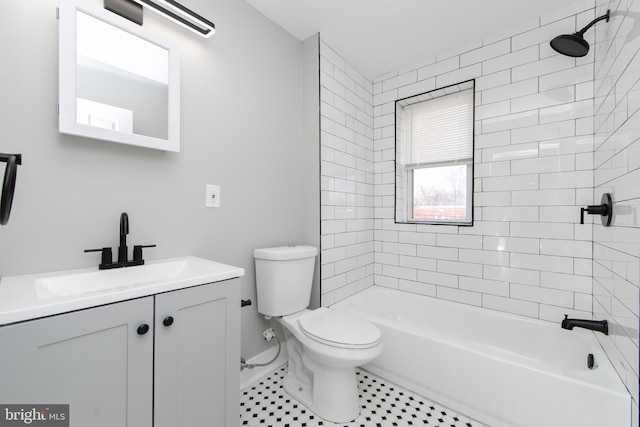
top-left (550, 10), bottom-right (610, 57)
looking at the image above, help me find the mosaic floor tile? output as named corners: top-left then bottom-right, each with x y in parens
top-left (240, 364), bottom-right (483, 427)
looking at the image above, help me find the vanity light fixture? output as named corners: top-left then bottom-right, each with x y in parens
top-left (130, 0), bottom-right (215, 38)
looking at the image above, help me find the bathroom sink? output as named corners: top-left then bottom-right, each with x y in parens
top-left (0, 256), bottom-right (244, 326)
top-left (34, 258), bottom-right (221, 299)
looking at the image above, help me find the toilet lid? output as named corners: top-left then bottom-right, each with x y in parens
top-left (298, 308), bottom-right (381, 349)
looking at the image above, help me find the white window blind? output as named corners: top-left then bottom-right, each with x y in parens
top-left (402, 88), bottom-right (473, 166)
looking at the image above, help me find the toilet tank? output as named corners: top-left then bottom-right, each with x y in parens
top-left (254, 245), bottom-right (318, 317)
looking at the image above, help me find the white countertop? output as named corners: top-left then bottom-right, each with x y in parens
top-left (0, 256), bottom-right (244, 326)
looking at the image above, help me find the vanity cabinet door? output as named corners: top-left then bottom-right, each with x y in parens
top-left (154, 279), bottom-right (240, 427)
top-left (0, 297), bottom-right (154, 427)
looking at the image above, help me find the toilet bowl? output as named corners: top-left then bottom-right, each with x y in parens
top-left (254, 246), bottom-right (383, 423)
top-left (278, 308), bottom-right (382, 422)
top-left (277, 308), bottom-right (382, 422)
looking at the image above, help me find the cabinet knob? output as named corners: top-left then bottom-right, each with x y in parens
top-left (137, 324), bottom-right (150, 335)
top-left (163, 316), bottom-right (174, 327)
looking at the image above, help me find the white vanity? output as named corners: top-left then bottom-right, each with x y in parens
top-left (0, 257), bottom-right (244, 427)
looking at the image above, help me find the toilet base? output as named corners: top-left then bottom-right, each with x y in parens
top-left (274, 310), bottom-right (382, 423)
top-left (280, 328), bottom-right (362, 423)
top-left (282, 358), bottom-right (360, 423)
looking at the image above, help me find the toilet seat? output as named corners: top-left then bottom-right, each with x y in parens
top-left (298, 307), bottom-right (381, 349)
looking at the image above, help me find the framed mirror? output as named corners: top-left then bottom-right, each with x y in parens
top-left (59, 0), bottom-right (180, 151)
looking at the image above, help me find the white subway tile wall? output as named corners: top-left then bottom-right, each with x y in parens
top-left (368, 0), bottom-right (598, 319)
top-left (320, 40), bottom-right (375, 305)
top-left (319, 0), bottom-right (639, 416)
top-left (593, 0), bottom-right (640, 413)
top-left (321, 0), bottom-right (597, 312)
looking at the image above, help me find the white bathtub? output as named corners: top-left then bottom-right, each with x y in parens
top-left (331, 286), bottom-right (632, 427)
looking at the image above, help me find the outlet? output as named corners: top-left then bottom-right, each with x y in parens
top-left (206, 184), bottom-right (220, 208)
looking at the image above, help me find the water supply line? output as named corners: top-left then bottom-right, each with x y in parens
top-left (241, 328), bottom-right (281, 370)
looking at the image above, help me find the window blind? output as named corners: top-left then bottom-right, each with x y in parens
top-left (403, 89), bottom-right (473, 166)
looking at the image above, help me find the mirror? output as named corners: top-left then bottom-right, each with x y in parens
top-left (59, 0), bottom-right (180, 151)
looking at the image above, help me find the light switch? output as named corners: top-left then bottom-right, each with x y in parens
top-left (206, 184), bottom-right (220, 208)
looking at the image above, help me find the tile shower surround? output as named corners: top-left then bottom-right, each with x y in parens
top-left (319, 0), bottom-right (638, 412)
top-left (593, 0), bottom-right (640, 412)
top-left (320, 1), bottom-right (596, 321)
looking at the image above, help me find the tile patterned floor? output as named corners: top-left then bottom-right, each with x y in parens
top-left (240, 364), bottom-right (483, 427)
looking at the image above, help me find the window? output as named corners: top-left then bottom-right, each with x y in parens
top-left (395, 80), bottom-right (474, 225)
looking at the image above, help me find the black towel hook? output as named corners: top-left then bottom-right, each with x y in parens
top-left (0, 153), bottom-right (22, 226)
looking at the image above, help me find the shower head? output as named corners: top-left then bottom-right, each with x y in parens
top-left (550, 33), bottom-right (591, 57)
top-left (550, 10), bottom-right (610, 57)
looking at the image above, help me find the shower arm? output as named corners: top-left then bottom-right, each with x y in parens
top-left (577, 10), bottom-right (610, 36)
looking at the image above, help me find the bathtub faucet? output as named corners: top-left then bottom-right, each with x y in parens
top-left (561, 315), bottom-right (608, 335)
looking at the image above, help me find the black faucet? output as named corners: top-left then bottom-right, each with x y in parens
top-left (118, 212), bottom-right (129, 263)
top-left (561, 315), bottom-right (608, 335)
top-left (85, 212), bottom-right (156, 269)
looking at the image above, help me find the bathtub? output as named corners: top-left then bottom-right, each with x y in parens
top-left (331, 286), bottom-right (632, 427)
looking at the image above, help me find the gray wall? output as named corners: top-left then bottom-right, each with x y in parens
top-left (0, 0), bottom-right (305, 359)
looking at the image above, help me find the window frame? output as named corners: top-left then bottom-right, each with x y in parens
top-left (394, 79), bottom-right (475, 226)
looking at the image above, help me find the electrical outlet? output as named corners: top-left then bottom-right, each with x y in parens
top-left (206, 184), bottom-right (220, 208)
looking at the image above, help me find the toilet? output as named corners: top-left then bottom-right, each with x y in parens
top-left (254, 245), bottom-right (383, 423)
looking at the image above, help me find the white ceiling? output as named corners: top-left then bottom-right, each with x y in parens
top-left (245, 0), bottom-right (580, 78)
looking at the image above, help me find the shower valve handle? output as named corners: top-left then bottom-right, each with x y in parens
top-left (580, 205), bottom-right (608, 223)
top-left (579, 193), bottom-right (612, 226)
